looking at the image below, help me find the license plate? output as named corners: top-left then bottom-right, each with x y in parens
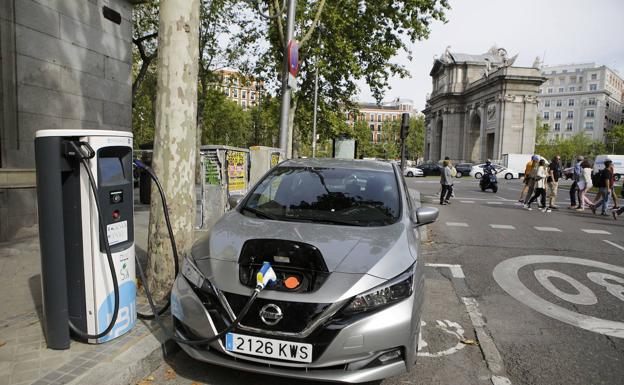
top-left (225, 333), bottom-right (312, 363)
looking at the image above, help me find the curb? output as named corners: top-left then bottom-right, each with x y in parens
top-left (70, 322), bottom-right (178, 385)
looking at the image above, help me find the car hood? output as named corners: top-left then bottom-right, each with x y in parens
top-left (192, 210), bottom-right (416, 280)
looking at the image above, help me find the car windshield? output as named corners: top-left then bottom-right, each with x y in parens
top-left (242, 166), bottom-right (401, 227)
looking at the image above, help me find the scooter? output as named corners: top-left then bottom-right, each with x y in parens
top-left (480, 172), bottom-right (498, 193)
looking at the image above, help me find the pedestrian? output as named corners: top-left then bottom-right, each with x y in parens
top-left (568, 156), bottom-right (583, 209)
top-left (591, 159), bottom-right (613, 216)
top-left (607, 160), bottom-right (619, 210)
top-left (547, 155), bottom-right (562, 209)
top-left (524, 159), bottom-right (548, 212)
top-left (445, 156), bottom-right (457, 197)
top-left (523, 156), bottom-right (540, 206)
top-left (440, 159), bottom-right (454, 205)
top-left (576, 160), bottom-right (594, 211)
top-left (613, 178), bottom-right (624, 220)
top-left (519, 155), bottom-right (538, 202)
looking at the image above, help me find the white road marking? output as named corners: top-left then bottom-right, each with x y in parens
top-left (446, 222), bottom-right (469, 227)
top-left (460, 200), bottom-right (475, 204)
top-left (493, 255), bottom-right (624, 338)
top-left (490, 224), bottom-right (515, 230)
top-left (461, 297), bottom-right (509, 379)
top-left (492, 376), bottom-right (513, 385)
top-left (487, 202), bottom-right (504, 205)
top-left (426, 263), bottom-right (465, 278)
top-left (514, 202), bottom-right (524, 206)
top-left (417, 320), bottom-right (467, 357)
top-left (534, 226), bottom-right (561, 232)
top-left (604, 240), bottom-right (624, 252)
top-left (582, 229), bottom-right (611, 235)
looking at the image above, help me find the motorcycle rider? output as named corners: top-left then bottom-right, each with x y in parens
top-left (483, 159), bottom-right (497, 176)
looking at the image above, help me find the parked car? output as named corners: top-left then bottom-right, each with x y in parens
top-left (404, 166), bottom-right (424, 177)
top-left (470, 163), bottom-right (520, 180)
top-left (416, 162), bottom-right (442, 176)
top-left (454, 163), bottom-right (473, 178)
top-left (172, 158), bottom-right (439, 383)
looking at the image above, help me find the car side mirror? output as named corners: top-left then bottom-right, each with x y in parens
top-left (414, 207), bottom-right (439, 227)
top-left (228, 195), bottom-right (243, 209)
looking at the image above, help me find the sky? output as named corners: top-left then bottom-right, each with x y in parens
top-left (356, 0), bottom-right (624, 111)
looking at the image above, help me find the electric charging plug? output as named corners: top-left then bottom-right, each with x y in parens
top-left (256, 262), bottom-right (277, 291)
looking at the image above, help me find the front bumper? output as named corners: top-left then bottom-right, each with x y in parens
top-left (170, 275), bottom-right (423, 383)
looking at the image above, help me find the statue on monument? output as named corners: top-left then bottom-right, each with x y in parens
top-left (441, 45), bottom-right (452, 63)
top-left (532, 56), bottom-right (543, 69)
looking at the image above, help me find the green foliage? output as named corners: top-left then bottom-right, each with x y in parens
top-left (606, 124), bottom-right (624, 154)
top-left (406, 116), bottom-right (426, 160)
top-left (535, 133), bottom-right (606, 165)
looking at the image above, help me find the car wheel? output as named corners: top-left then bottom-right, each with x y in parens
top-left (505, 173), bottom-right (512, 180)
top-left (456, 171), bottom-right (462, 177)
top-left (407, 171), bottom-right (414, 177)
top-left (475, 172), bottom-right (482, 179)
top-left (615, 174), bottom-right (621, 182)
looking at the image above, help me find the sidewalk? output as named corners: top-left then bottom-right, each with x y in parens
top-left (0, 206), bottom-right (175, 385)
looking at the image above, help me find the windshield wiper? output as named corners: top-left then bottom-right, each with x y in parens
top-left (240, 206), bottom-right (279, 220)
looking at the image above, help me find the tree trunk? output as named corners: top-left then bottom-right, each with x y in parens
top-left (147, 0), bottom-right (200, 300)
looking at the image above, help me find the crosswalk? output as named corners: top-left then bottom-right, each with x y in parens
top-left (445, 222), bottom-right (613, 236)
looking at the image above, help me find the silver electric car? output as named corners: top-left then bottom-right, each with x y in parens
top-left (171, 158), bottom-right (438, 383)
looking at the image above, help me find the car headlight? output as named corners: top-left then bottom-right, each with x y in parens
top-left (342, 264), bottom-right (416, 315)
top-left (181, 255), bottom-right (206, 289)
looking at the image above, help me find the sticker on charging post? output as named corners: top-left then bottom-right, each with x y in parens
top-left (107, 221), bottom-right (128, 246)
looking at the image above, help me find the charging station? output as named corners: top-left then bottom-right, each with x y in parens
top-left (35, 130), bottom-right (136, 349)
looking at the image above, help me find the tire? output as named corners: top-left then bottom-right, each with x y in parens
top-left (407, 171), bottom-right (414, 177)
top-left (456, 171), bottom-right (462, 177)
top-left (492, 185), bottom-right (498, 193)
top-left (615, 174), bottom-right (621, 182)
top-left (475, 172), bottom-right (482, 179)
top-left (480, 185), bottom-right (486, 192)
top-left (505, 173), bottom-right (512, 180)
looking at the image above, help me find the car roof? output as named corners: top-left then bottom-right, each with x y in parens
top-left (279, 158), bottom-right (395, 172)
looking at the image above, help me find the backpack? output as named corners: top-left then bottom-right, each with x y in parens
top-left (592, 169), bottom-right (605, 187)
top-left (451, 166), bottom-right (457, 177)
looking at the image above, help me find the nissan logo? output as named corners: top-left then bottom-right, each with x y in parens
top-left (259, 304), bottom-right (283, 326)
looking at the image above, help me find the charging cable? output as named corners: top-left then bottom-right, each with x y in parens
top-left (63, 141), bottom-right (120, 341)
top-left (132, 160), bottom-right (276, 345)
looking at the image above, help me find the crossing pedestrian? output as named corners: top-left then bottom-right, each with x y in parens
top-left (524, 159), bottom-right (548, 211)
top-left (607, 160), bottom-right (619, 210)
top-left (591, 159), bottom-right (613, 216)
top-left (613, 178), bottom-right (624, 219)
top-left (519, 155), bottom-right (538, 202)
top-left (547, 155), bottom-right (562, 209)
top-left (568, 156), bottom-right (583, 209)
top-left (440, 159), bottom-right (454, 205)
top-left (523, 156), bottom-right (540, 206)
top-left (576, 160), bottom-right (595, 211)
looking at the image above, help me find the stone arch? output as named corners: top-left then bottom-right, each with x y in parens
top-left (467, 111), bottom-right (481, 162)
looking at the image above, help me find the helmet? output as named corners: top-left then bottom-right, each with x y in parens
top-left (531, 155), bottom-right (539, 161)
top-left (485, 159), bottom-right (491, 164)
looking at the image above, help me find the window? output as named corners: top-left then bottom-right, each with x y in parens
top-left (370, 124), bottom-right (375, 130)
top-left (591, 73), bottom-right (597, 80)
top-left (556, 100), bottom-right (562, 107)
top-left (586, 110), bottom-right (595, 117)
top-left (551, 70), bottom-right (556, 75)
top-left (567, 111), bottom-right (574, 119)
top-left (589, 98), bottom-right (596, 106)
top-left (568, 99), bottom-right (575, 106)
top-left (543, 111), bottom-right (550, 120)
top-left (233, 89), bottom-right (238, 98)
top-left (566, 122), bottom-right (573, 131)
top-left (544, 100), bottom-right (550, 107)
top-left (554, 123), bottom-right (561, 131)
top-left (559, 87), bottom-right (564, 93)
top-left (543, 123), bottom-right (550, 129)
top-left (555, 111), bottom-right (561, 120)
top-left (570, 76), bottom-right (577, 83)
top-left (589, 84), bottom-right (597, 91)
top-left (242, 100), bottom-right (247, 109)
top-left (569, 86), bottom-right (575, 92)
top-left (562, 70), bottom-right (568, 73)
top-left (250, 91), bottom-right (255, 100)
top-left (547, 88), bottom-right (553, 94)
top-left (377, 114), bottom-right (382, 122)
top-left (241, 90), bottom-right (247, 99)
top-left (378, 124), bottom-right (383, 131)
top-left (585, 121), bottom-right (594, 130)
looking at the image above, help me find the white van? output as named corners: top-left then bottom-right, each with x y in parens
top-left (593, 154), bottom-right (624, 181)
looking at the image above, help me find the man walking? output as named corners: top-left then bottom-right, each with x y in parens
top-left (568, 156), bottom-right (583, 209)
top-left (519, 155), bottom-right (537, 202)
top-left (547, 155), bottom-right (562, 210)
top-left (440, 159), bottom-right (454, 205)
top-left (592, 159), bottom-right (612, 216)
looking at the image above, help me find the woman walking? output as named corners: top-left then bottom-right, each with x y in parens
top-left (524, 159), bottom-right (548, 212)
top-left (576, 160), bottom-right (595, 211)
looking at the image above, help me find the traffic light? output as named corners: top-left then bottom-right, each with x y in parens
top-left (400, 113), bottom-right (410, 139)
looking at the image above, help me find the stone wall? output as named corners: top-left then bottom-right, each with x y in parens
top-left (0, 0), bottom-right (133, 241)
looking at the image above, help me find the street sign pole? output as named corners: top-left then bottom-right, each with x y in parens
top-left (278, 0), bottom-right (296, 158)
top-left (400, 113), bottom-right (410, 172)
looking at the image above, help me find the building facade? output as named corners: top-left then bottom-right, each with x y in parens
top-left (0, 0), bottom-right (135, 240)
top-left (537, 63), bottom-right (624, 142)
top-left (423, 47), bottom-right (545, 163)
top-left (346, 98), bottom-right (416, 143)
top-left (212, 69), bottom-right (265, 110)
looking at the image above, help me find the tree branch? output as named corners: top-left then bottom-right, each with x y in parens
top-left (272, 0), bottom-right (286, 48)
top-left (132, 32), bottom-right (159, 98)
top-left (298, 0), bottom-right (325, 50)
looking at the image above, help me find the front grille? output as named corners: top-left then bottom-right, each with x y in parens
top-left (223, 292), bottom-right (331, 333)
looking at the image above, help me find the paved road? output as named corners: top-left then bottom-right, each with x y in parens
top-left (144, 176), bottom-right (623, 385)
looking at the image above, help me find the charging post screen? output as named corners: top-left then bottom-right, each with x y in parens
top-left (99, 157), bottom-right (125, 185)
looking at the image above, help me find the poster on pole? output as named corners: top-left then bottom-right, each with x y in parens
top-left (226, 150), bottom-right (248, 195)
